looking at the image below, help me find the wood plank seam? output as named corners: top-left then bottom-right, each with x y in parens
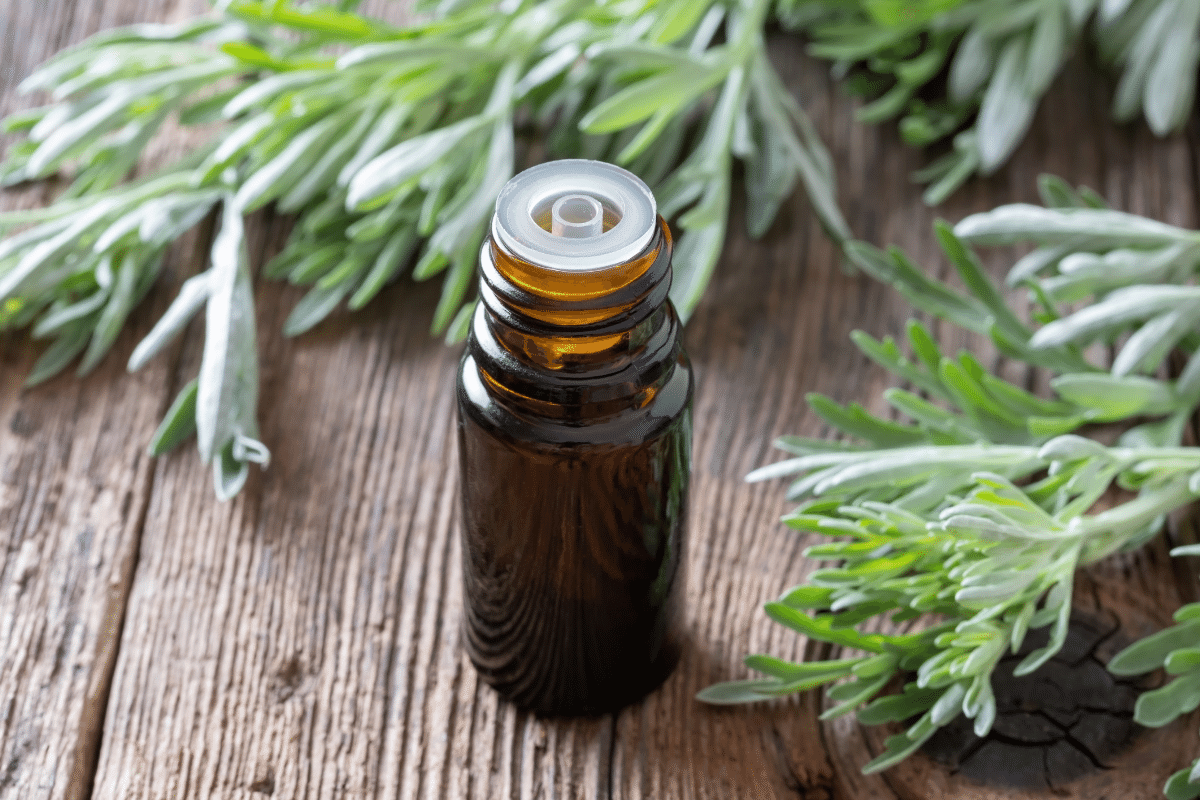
top-left (1, 2), bottom-right (209, 798)
top-left (69, 207), bottom-right (219, 800)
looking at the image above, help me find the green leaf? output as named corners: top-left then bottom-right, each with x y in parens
top-left (129, 271), bottom-right (212, 371)
top-left (939, 358), bottom-right (1026, 427)
top-left (214, 436), bottom-right (249, 501)
top-left (278, 103), bottom-right (381, 213)
top-left (2, 104), bottom-right (54, 133)
top-left (580, 64), bottom-right (717, 134)
top-left (27, 61), bottom-right (232, 179)
top-left (949, 28), bottom-right (994, 102)
top-left (200, 112), bottom-right (275, 183)
top-left (283, 278), bottom-right (357, 337)
top-left (1143, 1), bottom-right (1200, 135)
top-left (807, 393), bottom-right (926, 448)
top-left (894, 45), bottom-right (946, 87)
top-left (763, 603), bottom-right (886, 653)
top-left (195, 201), bottom-right (259, 467)
top-left (857, 684), bottom-right (942, 725)
top-left (1165, 766), bottom-right (1200, 800)
top-left (976, 36), bottom-right (1036, 173)
top-left (0, 200), bottom-right (122, 302)
top-left (649, 0), bottom-right (714, 44)
top-left (955, 205), bottom-right (1193, 248)
top-left (431, 228), bottom-right (484, 336)
top-left (1014, 589), bottom-right (1071, 676)
top-left (349, 227), bottom-right (418, 310)
top-left (937, 222), bottom-right (1030, 342)
top-left (863, 0), bottom-right (963, 26)
top-left (807, 21), bottom-right (909, 62)
top-left (979, 372), bottom-right (1074, 418)
top-left (857, 83), bottom-right (914, 125)
top-left (149, 378), bottom-right (199, 456)
top-left (220, 41), bottom-right (294, 71)
top-left (670, 207), bottom-right (728, 323)
top-left (444, 299), bottom-right (475, 345)
top-left (741, 90), bottom-right (797, 238)
top-left (1165, 648), bottom-right (1200, 675)
top-left (745, 653), bottom-right (859, 683)
top-left (234, 111), bottom-right (348, 213)
top-left (928, 681), bottom-right (965, 725)
top-left (1134, 671), bottom-right (1200, 727)
top-left (285, 243), bottom-right (343, 284)
top-left (26, 321), bottom-right (92, 386)
top-left (822, 671), bottom-right (893, 719)
top-left (696, 679), bottom-right (787, 705)
top-left (346, 116), bottom-right (486, 211)
top-left (178, 86), bottom-right (244, 126)
top-left (226, 0), bottom-right (377, 38)
top-left (1112, 308), bottom-right (1196, 376)
top-left (1051, 373), bottom-right (1177, 420)
top-left (1037, 175), bottom-right (1085, 209)
top-left (778, 585), bottom-right (835, 609)
top-left (79, 251), bottom-right (143, 374)
top-left (32, 289), bottom-right (109, 339)
top-left (222, 70), bottom-right (326, 120)
top-left (905, 319), bottom-right (942, 375)
top-left (1025, 3), bottom-right (1066, 97)
top-left (862, 712), bottom-right (938, 773)
top-left (1109, 619), bottom-right (1200, 675)
top-left (1033, 285), bottom-right (1200, 349)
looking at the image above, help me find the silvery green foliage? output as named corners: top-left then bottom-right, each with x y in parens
top-left (1109, 601), bottom-right (1200, 800)
top-left (701, 177), bottom-right (1200, 792)
top-left (0, 0), bottom-right (848, 499)
top-left (788, 0), bottom-right (1200, 204)
top-left (1097, 0), bottom-right (1200, 135)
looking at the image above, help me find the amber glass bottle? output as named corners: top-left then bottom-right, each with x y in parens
top-left (456, 160), bottom-right (693, 716)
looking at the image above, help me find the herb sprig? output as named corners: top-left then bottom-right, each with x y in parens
top-left (790, 0), bottom-right (1200, 203)
top-left (1110, 600), bottom-right (1200, 800)
top-left (0, 0), bottom-right (847, 499)
top-left (701, 177), bottom-right (1200, 797)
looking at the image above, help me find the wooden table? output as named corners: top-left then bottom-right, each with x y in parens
top-left (3, 2), bottom-right (1200, 798)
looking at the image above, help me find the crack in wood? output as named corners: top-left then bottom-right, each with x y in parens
top-left (921, 613), bottom-right (1146, 791)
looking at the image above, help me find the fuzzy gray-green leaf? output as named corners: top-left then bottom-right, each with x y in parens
top-left (195, 201), bottom-right (259, 466)
top-left (128, 270), bottom-right (211, 371)
top-left (148, 378), bottom-right (199, 456)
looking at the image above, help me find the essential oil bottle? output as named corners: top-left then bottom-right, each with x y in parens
top-left (456, 159), bottom-right (693, 716)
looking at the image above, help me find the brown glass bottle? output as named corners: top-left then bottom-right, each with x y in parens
top-left (456, 160), bottom-right (692, 716)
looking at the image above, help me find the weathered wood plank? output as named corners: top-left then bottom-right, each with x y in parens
top-left (2, 2), bottom-right (1196, 797)
top-left (0, 1), bottom-right (208, 798)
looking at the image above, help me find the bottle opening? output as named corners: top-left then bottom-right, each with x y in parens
top-left (531, 192), bottom-right (622, 237)
top-left (493, 160), bottom-right (656, 272)
top-left (551, 194), bottom-right (605, 238)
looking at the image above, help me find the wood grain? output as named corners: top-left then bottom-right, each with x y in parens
top-left (1, 3), bottom-right (1198, 798)
top-left (0, 2), bottom-right (208, 799)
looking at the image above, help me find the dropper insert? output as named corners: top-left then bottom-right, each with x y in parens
top-left (551, 194), bottom-right (604, 238)
top-left (492, 159), bottom-right (657, 272)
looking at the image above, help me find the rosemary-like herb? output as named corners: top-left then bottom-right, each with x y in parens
top-left (702, 177), bottom-right (1200, 797)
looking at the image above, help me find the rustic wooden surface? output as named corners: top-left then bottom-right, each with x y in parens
top-left (2, 1), bottom-right (1200, 798)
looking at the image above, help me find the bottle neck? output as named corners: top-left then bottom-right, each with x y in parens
top-left (467, 217), bottom-right (680, 419)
